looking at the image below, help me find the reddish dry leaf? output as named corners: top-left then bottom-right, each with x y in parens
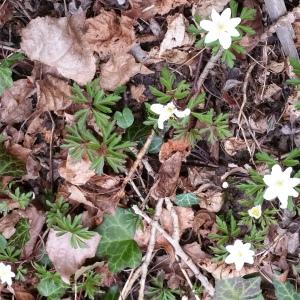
top-left (150, 152), bottom-right (184, 200)
top-left (85, 10), bottom-right (135, 59)
top-left (59, 154), bottom-right (95, 186)
top-left (21, 15), bottom-right (96, 84)
top-left (36, 74), bottom-right (72, 113)
top-left (159, 139), bottom-right (190, 162)
top-left (0, 2), bottom-right (13, 26)
top-left (99, 53), bottom-right (153, 91)
top-left (21, 206), bottom-right (45, 258)
top-left (46, 229), bottom-right (100, 283)
top-left (0, 79), bottom-right (34, 124)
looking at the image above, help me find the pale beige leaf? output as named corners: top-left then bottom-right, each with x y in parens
top-left (0, 210), bottom-right (27, 239)
top-left (130, 84), bottom-right (146, 102)
top-left (192, 0), bottom-right (229, 18)
top-left (59, 154), bottom-right (95, 185)
top-left (85, 10), bottom-right (135, 59)
top-left (36, 75), bottom-right (72, 113)
top-left (223, 137), bottom-right (252, 156)
top-left (159, 14), bottom-right (194, 56)
top-left (99, 53), bottom-right (153, 91)
top-left (46, 229), bottom-right (100, 283)
top-left (197, 190), bottom-right (224, 213)
top-left (21, 15), bottom-right (96, 84)
top-left (0, 79), bottom-right (34, 124)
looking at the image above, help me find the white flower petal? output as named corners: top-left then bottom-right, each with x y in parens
top-left (227, 27), bottom-right (240, 37)
top-left (271, 164), bottom-right (282, 176)
top-left (205, 31), bottom-right (219, 44)
top-left (157, 114), bottom-right (168, 129)
top-left (233, 239), bottom-right (244, 248)
top-left (226, 245), bottom-right (235, 253)
top-left (174, 108), bottom-right (191, 118)
top-left (263, 174), bottom-right (275, 186)
top-left (288, 187), bottom-right (298, 198)
top-left (228, 17), bottom-right (241, 27)
top-left (263, 187), bottom-right (277, 200)
top-left (150, 103), bottom-right (164, 115)
top-left (221, 8), bottom-right (232, 21)
top-left (211, 9), bottom-right (221, 23)
top-left (225, 253), bottom-right (235, 264)
top-left (244, 254), bottom-right (254, 265)
top-left (234, 259), bottom-right (245, 271)
top-left (283, 167), bottom-right (293, 177)
top-left (278, 192), bottom-right (289, 209)
top-left (289, 178), bottom-right (300, 187)
top-left (219, 33), bottom-right (232, 49)
top-left (199, 20), bottom-right (215, 32)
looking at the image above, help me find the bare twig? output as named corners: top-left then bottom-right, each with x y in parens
top-left (119, 267), bottom-right (142, 300)
top-left (138, 198), bottom-right (164, 300)
top-left (165, 198), bottom-right (201, 300)
top-left (132, 205), bottom-right (215, 296)
top-left (195, 49), bottom-right (224, 93)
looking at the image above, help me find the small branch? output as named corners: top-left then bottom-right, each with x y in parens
top-left (138, 198), bottom-right (164, 300)
top-left (195, 49), bottom-right (224, 93)
top-left (132, 205), bottom-right (215, 296)
top-left (119, 267), bottom-right (142, 300)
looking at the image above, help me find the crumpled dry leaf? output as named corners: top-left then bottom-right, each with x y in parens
top-left (59, 154), bottom-right (96, 186)
top-left (196, 189), bottom-right (224, 213)
top-left (21, 15), bottom-right (96, 84)
top-left (183, 242), bottom-right (209, 261)
top-left (159, 139), bottom-right (190, 162)
top-left (0, 210), bottom-right (27, 239)
top-left (99, 53), bottom-right (153, 91)
top-left (21, 206), bottom-right (45, 258)
top-left (193, 210), bottom-right (216, 237)
top-left (85, 10), bottom-right (135, 59)
top-left (262, 83), bottom-right (281, 101)
top-left (223, 137), bottom-right (252, 156)
top-left (46, 229), bottom-right (100, 283)
top-left (187, 167), bottom-right (215, 188)
top-left (67, 185), bottom-right (97, 209)
top-left (191, 0), bottom-right (229, 18)
top-left (134, 207), bottom-right (194, 250)
top-left (159, 14), bottom-right (195, 56)
top-left (124, 0), bottom-right (188, 20)
top-left (36, 74), bottom-right (72, 113)
top-left (0, 79), bottom-right (34, 124)
top-left (130, 84), bottom-right (146, 102)
top-left (284, 91), bottom-right (300, 122)
top-left (0, 1), bottom-right (13, 26)
top-left (150, 152), bottom-right (185, 200)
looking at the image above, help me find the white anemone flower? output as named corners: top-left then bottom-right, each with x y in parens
top-left (0, 263), bottom-right (15, 286)
top-left (263, 164), bottom-right (300, 209)
top-left (248, 205), bottom-right (262, 219)
top-left (150, 102), bottom-right (191, 130)
top-left (200, 8), bottom-right (241, 49)
top-left (225, 240), bottom-right (255, 271)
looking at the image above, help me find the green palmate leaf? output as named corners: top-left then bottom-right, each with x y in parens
top-left (113, 107), bottom-right (134, 129)
top-left (175, 193), bottom-right (199, 207)
top-left (214, 277), bottom-right (263, 300)
top-left (103, 286), bottom-right (119, 300)
top-left (290, 57), bottom-right (300, 75)
top-left (240, 7), bottom-right (256, 20)
top-left (255, 152), bottom-right (277, 167)
top-left (283, 148), bottom-right (300, 167)
top-left (273, 280), bottom-right (300, 300)
top-left (96, 208), bottom-right (141, 273)
top-left (222, 50), bottom-right (236, 68)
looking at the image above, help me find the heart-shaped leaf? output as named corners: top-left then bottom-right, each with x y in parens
top-left (273, 280), bottom-right (300, 300)
top-left (175, 193), bottom-right (199, 207)
top-left (114, 107), bottom-right (134, 129)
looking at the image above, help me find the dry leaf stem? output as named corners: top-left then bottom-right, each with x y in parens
top-left (138, 197), bottom-right (164, 300)
top-left (132, 205), bottom-right (215, 296)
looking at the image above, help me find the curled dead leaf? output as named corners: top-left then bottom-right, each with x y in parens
top-left (0, 210), bottom-right (27, 239)
top-left (46, 229), bottom-right (100, 283)
top-left (159, 14), bottom-right (195, 56)
top-left (193, 210), bottom-right (216, 238)
top-left (99, 53), bottom-right (153, 91)
top-left (223, 137), bottom-right (252, 156)
top-left (0, 79), bottom-right (34, 124)
top-left (196, 189), bottom-right (224, 213)
top-left (150, 152), bottom-right (184, 200)
top-left (21, 15), bottom-right (96, 84)
top-left (59, 154), bottom-right (96, 186)
top-left (130, 84), bottom-right (146, 102)
top-left (36, 74), bottom-right (72, 113)
top-left (159, 139), bottom-right (190, 162)
top-left (85, 10), bottom-right (135, 59)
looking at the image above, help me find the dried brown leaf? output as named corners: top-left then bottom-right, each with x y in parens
top-left (36, 75), bottom-right (72, 113)
top-left (0, 210), bottom-right (27, 239)
top-left (223, 137), bottom-right (252, 156)
top-left (21, 206), bottom-right (45, 258)
top-left (159, 14), bottom-right (195, 56)
top-left (46, 229), bottom-right (100, 283)
top-left (193, 210), bottom-right (216, 237)
top-left (191, 0), bottom-right (229, 18)
top-left (21, 15), bottom-right (96, 84)
top-left (59, 154), bottom-right (95, 186)
top-left (99, 53), bottom-right (153, 91)
top-left (150, 152), bottom-right (184, 200)
top-left (159, 139), bottom-right (190, 162)
top-left (130, 84), bottom-right (146, 102)
top-left (85, 10), bottom-right (135, 59)
top-left (196, 189), bottom-right (224, 213)
top-left (0, 79), bottom-right (34, 124)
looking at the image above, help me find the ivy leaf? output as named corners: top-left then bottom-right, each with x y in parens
top-left (214, 277), bottom-right (263, 300)
top-left (273, 280), bottom-right (300, 300)
top-left (96, 208), bottom-right (141, 273)
top-left (148, 136), bottom-right (163, 154)
top-left (175, 193), bottom-right (199, 207)
top-left (37, 277), bottom-right (67, 299)
top-left (113, 107), bottom-right (134, 129)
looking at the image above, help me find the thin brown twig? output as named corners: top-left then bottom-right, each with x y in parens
top-left (48, 112), bottom-right (55, 193)
top-left (119, 267), bottom-right (142, 300)
top-left (138, 198), bottom-right (164, 300)
top-left (132, 205), bottom-right (215, 296)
